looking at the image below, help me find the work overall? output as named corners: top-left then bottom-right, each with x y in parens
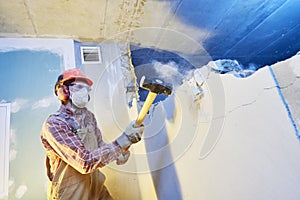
top-left (46, 114), bottom-right (113, 200)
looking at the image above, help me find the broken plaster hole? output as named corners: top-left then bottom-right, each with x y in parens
top-left (134, 61), bottom-right (183, 104)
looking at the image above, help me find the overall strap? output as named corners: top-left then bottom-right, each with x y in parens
top-left (51, 112), bottom-right (79, 133)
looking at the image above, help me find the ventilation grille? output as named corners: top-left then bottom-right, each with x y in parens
top-left (80, 46), bottom-right (102, 64)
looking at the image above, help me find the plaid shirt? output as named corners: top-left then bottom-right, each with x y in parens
top-left (41, 102), bottom-right (123, 178)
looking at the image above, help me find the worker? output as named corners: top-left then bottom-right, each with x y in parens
top-left (40, 68), bottom-right (144, 200)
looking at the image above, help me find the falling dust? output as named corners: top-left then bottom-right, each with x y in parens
top-left (133, 58), bottom-right (257, 106)
top-left (133, 60), bottom-right (210, 113)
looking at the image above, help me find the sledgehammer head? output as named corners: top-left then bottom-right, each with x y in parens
top-left (135, 76), bottom-right (172, 126)
top-left (140, 76), bottom-right (172, 95)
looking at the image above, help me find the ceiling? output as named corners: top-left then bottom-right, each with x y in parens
top-left (1, 0), bottom-right (300, 68)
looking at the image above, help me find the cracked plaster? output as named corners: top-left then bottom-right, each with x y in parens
top-left (271, 54), bottom-right (300, 138)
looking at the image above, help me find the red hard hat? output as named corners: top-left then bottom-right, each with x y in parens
top-left (60, 68), bottom-right (93, 86)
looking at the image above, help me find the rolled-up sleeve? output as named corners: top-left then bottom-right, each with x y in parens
top-left (41, 116), bottom-right (123, 174)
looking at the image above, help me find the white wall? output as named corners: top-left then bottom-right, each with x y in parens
top-left (143, 58), bottom-right (300, 200)
top-left (83, 45), bottom-right (300, 200)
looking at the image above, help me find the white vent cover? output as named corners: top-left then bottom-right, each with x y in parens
top-left (80, 46), bottom-right (102, 64)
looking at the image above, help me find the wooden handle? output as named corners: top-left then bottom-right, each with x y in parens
top-left (135, 91), bottom-right (157, 126)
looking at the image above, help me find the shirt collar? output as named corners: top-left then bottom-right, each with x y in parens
top-left (59, 102), bottom-right (87, 115)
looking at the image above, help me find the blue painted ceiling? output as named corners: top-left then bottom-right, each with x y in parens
top-left (171, 0), bottom-right (300, 68)
top-left (131, 0), bottom-right (300, 69)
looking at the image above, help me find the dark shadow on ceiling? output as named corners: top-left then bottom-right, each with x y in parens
top-left (130, 46), bottom-right (195, 72)
top-left (130, 45), bottom-right (195, 103)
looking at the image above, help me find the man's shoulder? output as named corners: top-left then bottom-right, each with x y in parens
top-left (84, 108), bottom-right (97, 121)
top-left (85, 108), bottom-right (95, 115)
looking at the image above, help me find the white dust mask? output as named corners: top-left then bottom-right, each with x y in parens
top-left (70, 87), bottom-right (90, 108)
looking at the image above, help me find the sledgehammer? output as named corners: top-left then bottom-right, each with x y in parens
top-left (135, 76), bottom-right (172, 126)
